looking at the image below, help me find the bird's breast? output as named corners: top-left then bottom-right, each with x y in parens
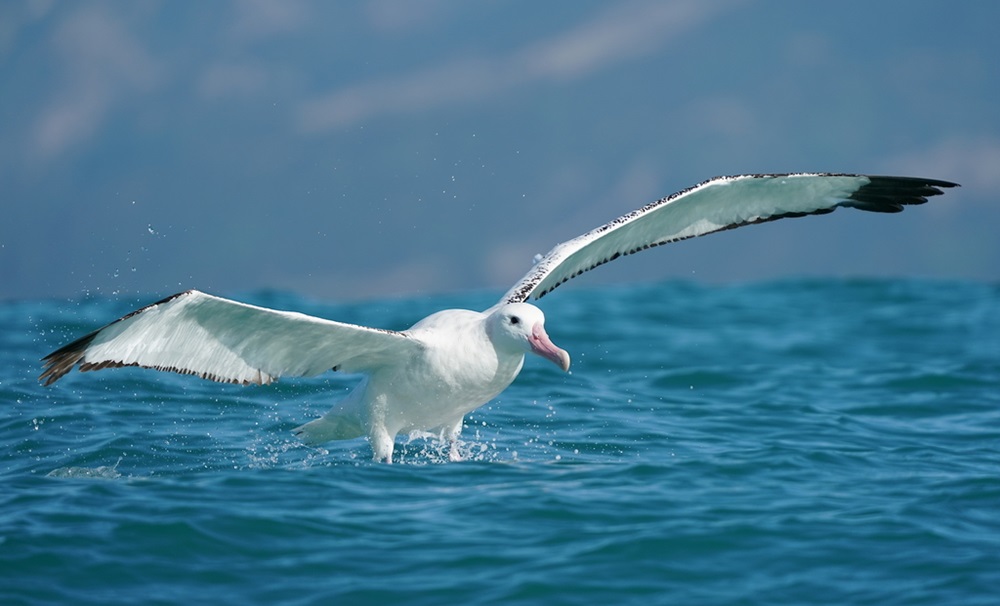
top-left (369, 341), bottom-right (524, 433)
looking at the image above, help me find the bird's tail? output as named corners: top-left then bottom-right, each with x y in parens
top-left (293, 413), bottom-right (365, 445)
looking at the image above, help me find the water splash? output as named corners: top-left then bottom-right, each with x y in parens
top-left (47, 457), bottom-right (124, 480)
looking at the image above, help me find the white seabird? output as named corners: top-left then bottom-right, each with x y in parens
top-left (40, 173), bottom-right (957, 462)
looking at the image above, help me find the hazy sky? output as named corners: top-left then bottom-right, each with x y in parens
top-left (2, 0), bottom-right (997, 302)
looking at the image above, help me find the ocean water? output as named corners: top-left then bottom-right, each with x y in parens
top-left (2, 279), bottom-right (999, 605)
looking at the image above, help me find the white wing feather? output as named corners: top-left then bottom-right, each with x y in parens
top-left (500, 173), bottom-right (957, 304)
top-left (40, 290), bottom-right (420, 385)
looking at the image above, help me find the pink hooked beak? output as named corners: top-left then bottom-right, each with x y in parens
top-left (530, 322), bottom-right (571, 372)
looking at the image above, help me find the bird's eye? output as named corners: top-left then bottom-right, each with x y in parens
top-left (510, 316), bottom-right (520, 325)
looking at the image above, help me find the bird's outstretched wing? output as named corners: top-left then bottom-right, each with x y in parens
top-left (40, 290), bottom-right (421, 386)
top-left (500, 173), bottom-right (958, 304)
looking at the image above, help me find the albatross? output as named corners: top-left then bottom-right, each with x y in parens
top-left (40, 173), bottom-right (957, 462)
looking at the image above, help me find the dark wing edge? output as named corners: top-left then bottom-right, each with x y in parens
top-left (501, 173), bottom-right (958, 304)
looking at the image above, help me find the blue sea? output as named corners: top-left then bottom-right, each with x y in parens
top-left (3, 279), bottom-right (999, 605)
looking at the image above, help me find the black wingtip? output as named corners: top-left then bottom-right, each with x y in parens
top-left (39, 330), bottom-right (99, 385)
top-left (845, 176), bottom-right (959, 213)
top-left (38, 290), bottom-right (195, 386)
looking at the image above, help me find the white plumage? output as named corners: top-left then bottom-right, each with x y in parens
top-left (41, 173), bottom-right (957, 462)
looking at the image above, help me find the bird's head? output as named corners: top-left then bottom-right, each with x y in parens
top-left (487, 303), bottom-right (570, 372)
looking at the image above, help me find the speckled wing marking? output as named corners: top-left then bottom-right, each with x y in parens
top-left (499, 173), bottom-right (958, 304)
top-left (40, 289), bottom-right (419, 386)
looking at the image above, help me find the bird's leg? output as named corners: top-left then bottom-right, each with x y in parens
top-left (445, 417), bottom-right (464, 462)
top-left (365, 394), bottom-right (395, 463)
top-left (448, 442), bottom-right (462, 462)
top-left (369, 425), bottom-right (394, 463)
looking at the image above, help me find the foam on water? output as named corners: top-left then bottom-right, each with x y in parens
top-left (47, 458), bottom-right (124, 480)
